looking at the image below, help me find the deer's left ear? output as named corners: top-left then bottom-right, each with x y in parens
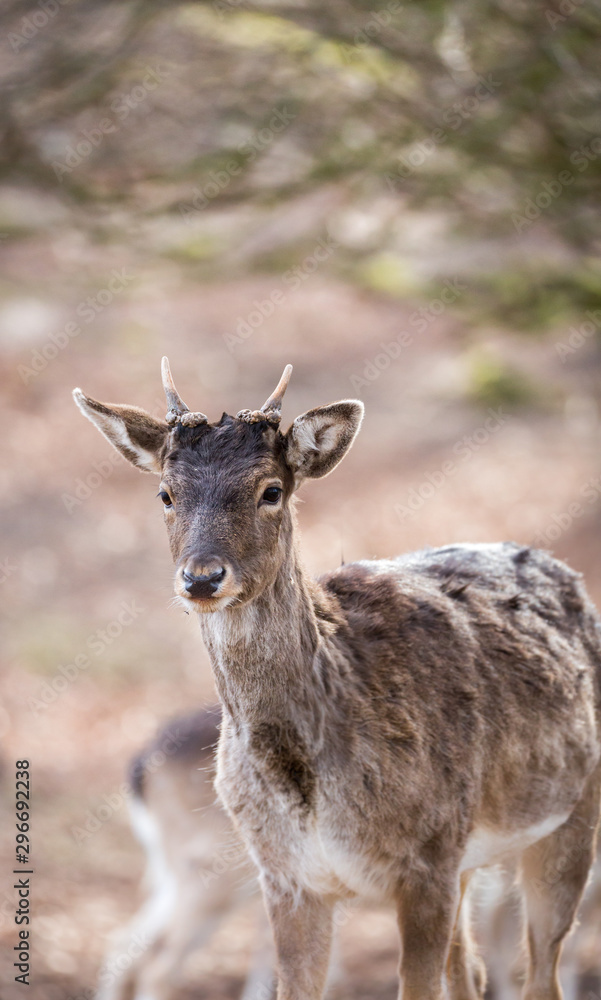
top-left (284, 400), bottom-right (364, 486)
top-left (73, 389), bottom-right (169, 474)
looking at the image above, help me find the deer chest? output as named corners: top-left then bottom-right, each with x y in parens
top-left (215, 728), bottom-right (395, 902)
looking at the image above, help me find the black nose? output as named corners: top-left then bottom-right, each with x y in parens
top-left (182, 567), bottom-right (226, 599)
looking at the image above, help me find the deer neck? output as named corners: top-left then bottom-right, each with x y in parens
top-left (198, 528), bottom-right (327, 729)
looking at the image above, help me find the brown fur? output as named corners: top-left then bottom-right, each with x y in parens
top-left (74, 371), bottom-right (601, 1000)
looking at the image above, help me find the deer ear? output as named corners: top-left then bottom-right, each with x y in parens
top-left (73, 389), bottom-right (169, 474)
top-left (284, 400), bottom-right (364, 486)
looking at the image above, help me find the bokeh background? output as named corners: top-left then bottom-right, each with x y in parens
top-left (1, 0), bottom-right (601, 997)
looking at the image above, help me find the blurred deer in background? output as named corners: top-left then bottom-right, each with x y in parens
top-left (475, 850), bottom-right (601, 1000)
top-left (76, 361), bottom-right (601, 1000)
top-left (96, 707), bottom-right (274, 1000)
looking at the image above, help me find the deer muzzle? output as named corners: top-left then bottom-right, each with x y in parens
top-left (182, 566), bottom-right (226, 599)
top-left (175, 555), bottom-right (240, 609)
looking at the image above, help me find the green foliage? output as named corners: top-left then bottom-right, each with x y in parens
top-left (467, 351), bottom-right (540, 409)
top-left (1, 0), bottom-right (600, 325)
top-left (469, 264), bottom-right (601, 332)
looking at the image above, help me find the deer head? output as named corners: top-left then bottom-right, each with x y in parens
top-left (73, 361), bottom-right (363, 612)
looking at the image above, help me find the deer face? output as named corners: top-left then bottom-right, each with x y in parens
top-left (73, 362), bottom-right (363, 613)
top-left (157, 416), bottom-right (293, 610)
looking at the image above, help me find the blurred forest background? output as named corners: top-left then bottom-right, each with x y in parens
top-left (1, 0), bottom-right (601, 997)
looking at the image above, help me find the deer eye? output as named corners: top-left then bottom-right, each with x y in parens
top-left (261, 486), bottom-right (282, 505)
top-left (158, 490), bottom-right (173, 508)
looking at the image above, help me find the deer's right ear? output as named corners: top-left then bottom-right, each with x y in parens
top-left (73, 389), bottom-right (169, 474)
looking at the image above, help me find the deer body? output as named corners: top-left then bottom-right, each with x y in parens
top-left (207, 542), bottom-right (600, 906)
top-left (74, 363), bottom-right (601, 1000)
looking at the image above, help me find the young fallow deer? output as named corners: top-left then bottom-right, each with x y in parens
top-left (96, 707), bottom-right (275, 1000)
top-left (74, 361), bottom-right (601, 1000)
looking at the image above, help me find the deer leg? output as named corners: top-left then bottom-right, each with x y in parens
top-left (134, 864), bottom-right (239, 1000)
top-left (447, 875), bottom-right (487, 1000)
top-left (263, 886), bottom-right (334, 1000)
top-left (240, 900), bottom-right (276, 1000)
top-left (95, 875), bottom-right (176, 1000)
top-left (479, 864), bottom-right (526, 1000)
top-left (396, 872), bottom-right (461, 1000)
top-left (521, 766), bottom-right (601, 1000)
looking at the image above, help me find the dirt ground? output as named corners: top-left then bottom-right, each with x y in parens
top-left (1, 268), bottom-right (601, 999)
